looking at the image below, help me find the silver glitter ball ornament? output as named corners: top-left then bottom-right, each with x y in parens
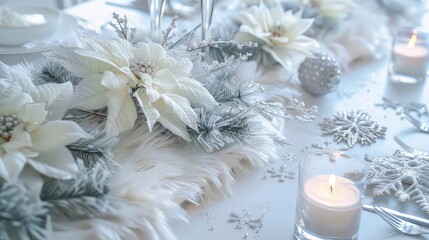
top-left (298, 51), bottom-right (341, 95)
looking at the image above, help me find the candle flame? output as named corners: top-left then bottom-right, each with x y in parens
top-left (329, 174), bottom-right (336, 193)
top-left (408, 34), bottom-right (417, 49)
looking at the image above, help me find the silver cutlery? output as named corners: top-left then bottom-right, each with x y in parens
top-left (373, 205), bottom-right (429, 235)
top-left (404, 110), bottom-right (429, 133)
top-left (393, 135), bottom-right (429, 157)
top-left (363, 204), bottom-right (429, 228)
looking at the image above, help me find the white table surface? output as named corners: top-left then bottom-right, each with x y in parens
top-left (2, 1), bottom-right (429, 239)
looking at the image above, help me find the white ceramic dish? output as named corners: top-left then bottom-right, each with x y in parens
top-left (0, 4), bottom-right (60, 46)
top-left (0, 13), bottom-right (77, 55)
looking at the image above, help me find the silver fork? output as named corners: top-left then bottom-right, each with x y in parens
top-left (374, 205), bottom-right (429, 235)
top-left (393, 136), bottom-right (429, 157)
top-left (404, 111), bottom-right (429, 133)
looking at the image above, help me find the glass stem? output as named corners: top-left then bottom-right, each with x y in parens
top-left (148, 0), bottom-right (166, 43)
top-left (200, 0), bottom-right (217, 59)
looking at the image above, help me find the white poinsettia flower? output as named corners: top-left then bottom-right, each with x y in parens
top-left (0, 62), bottom-right (74, 121)
top-left (0, 91), bottom-right (91, 181)
top-left (234, 4), bottom-right (320, 69)
top-left (50, 37), bottom-right (218, 141)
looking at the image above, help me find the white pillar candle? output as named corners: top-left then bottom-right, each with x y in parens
top-left (300, 174), bottom-right (362, 237)
top-left (392, 34), bottom-right (429, 77)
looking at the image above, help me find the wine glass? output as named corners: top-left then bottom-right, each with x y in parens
top-left (200, 0), bottom-right (217, 59)
top-left (147, 0), bottom-right (166, 42)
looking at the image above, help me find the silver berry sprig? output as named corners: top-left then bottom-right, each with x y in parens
top-left (110, 12), bottom-right (136, 42)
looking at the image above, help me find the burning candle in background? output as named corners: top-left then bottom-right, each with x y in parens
top-left (389, 27), bottom-right (429, 84)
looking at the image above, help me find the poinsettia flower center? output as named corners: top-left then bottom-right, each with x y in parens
top-left (129, 57), bottom-right (158, 78)
top-left (0, 113), bottom-right (21, 142)
top-left (270, 25), bottom-right (282, 37)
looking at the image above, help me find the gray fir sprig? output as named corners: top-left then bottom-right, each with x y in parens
top-left (0, 184), bottom-right (49, 240)
top-left (200, 64), bottom-right (261, 105)
top-left (188, 106), bottom-right (258, 152)
top-left (200, 64), bottom-right (317, 122)
top-left (63, 108), bottom-right (108, 131)
top-left (41, 161), bottom-right (113, 220)
top-left (67, 130), bottom-right (117, 169)
top-left (31, 57), bottom-right (81, 85)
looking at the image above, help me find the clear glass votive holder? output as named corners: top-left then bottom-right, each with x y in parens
top-left (388, 27), bottom-right (429, 84)
top-left (294, 151), bottom-right (367, 240)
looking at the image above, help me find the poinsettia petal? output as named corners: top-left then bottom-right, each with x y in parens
top-left (46, 49), bottom-right (121, 78)
top-left (155, 94), bottom-right (198, 131)
top-left (262, 45), bottom-right (291, 69)
top-left (0, 78), bottom-right (22, 99)
top-left (18, 102), bottom-right (48, 125)
top-left (154, 69), bottom-right (177, 90)
top-left (28, 146), bottom-right (78, 179)
top-left (31, 120), bottom-right (91, 152)
top-left (105, 87), bottom-right (137, 137)
top-left (132, 42), bottom-right (150, 58)
top-left (148, 43), bottom-right (166, 62)
top-left (0, 156), bottom-right (9, 180)
top-left (0, 152), bottom-right (27, 180)
top-left (0, 62), bottom-right (36, 93)
top-left (284, 17), bottom-right (313, 36)
top-left (154, 103), bottom-right (192, 141)
top-left (234, 26), bottom-right (269, 45)
top-left (101, 71), bottom-right (129, 90)
top-left (2, 125), bottom-right (33, 153)
top-left (71, 74), bottom-right (109, 109)
top-left (145, 86), bottom-right (161, 103)
top-left (135, 92), bottom-right (160, 131)
top-left (80, 37), bottom-right (133, 67)
top-left (164, 51), bottom-right (193, 77)
top-left (32, 82), bottom-right (73, 120)
top-left (0, 93), bottom-right (32, 115)
top-left (174, 77), bottom-right (218, 108)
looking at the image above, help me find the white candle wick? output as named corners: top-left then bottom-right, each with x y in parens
top-left (329, 174), bottom-right (336, 193)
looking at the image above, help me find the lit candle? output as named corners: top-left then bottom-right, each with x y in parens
top-left (300, 174), bottom-right (362, 237)
top-left (392, 31), bottom-right (429, 77)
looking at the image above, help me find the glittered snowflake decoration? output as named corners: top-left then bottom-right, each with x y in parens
top-left (283, 153), bottom-right (297, 162)
top-left (320, 110), bottom-right (387, 147)
top-left (228, 210), bottom-right (264, 233)
top-left (302, 141), bottom-right (351, 162)
top-left (264, 164), bottom-right (296, 181)
top-left (375, 97), bottom-right (428, 118)
top-left (365, 150), bottom-right (429, 213)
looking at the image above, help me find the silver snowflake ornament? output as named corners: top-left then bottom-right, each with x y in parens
top-left (365, 150), bottom-right (429, 213)
top-left (228, 210), bottom-right (264, 233)
top-left (264, 164), bottom-right (295, 181)
top-left (375, 97), bottom-right (428, 118)
top-left (320, 110), bottom-right (387, 147)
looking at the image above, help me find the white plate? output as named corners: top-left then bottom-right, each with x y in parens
top-left (0, 13), bottom-right (77, 55)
